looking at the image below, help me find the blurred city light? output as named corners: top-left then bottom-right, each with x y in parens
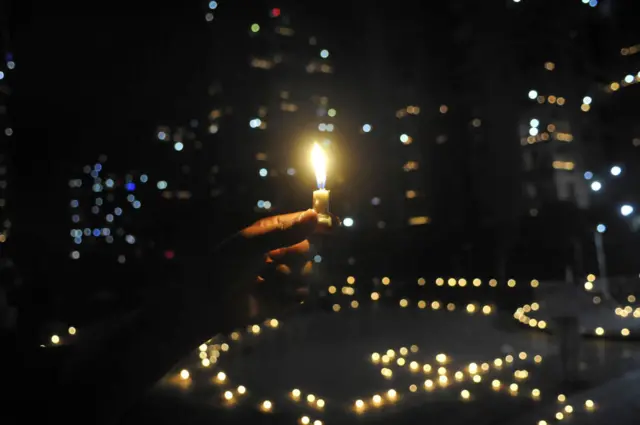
top-left (528, 90), bottom-right (538, 99)
top-left (362, 124), bottom-right (372, 133)
top-left (590, 181), bottom-right (602, 191)
top-left (610, 166), bottom-right (622, 176)
top-left (343, 217), bottom-right (354, 227)
top-left (596, 224), bottom-right (607, 233)
top-left (621, 205), bottom-right (634, 216)
top-left (584, 171), bottom-right (593, 180)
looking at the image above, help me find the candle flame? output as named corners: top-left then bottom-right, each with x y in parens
top-left (311, 142), bottom-right (327, 189)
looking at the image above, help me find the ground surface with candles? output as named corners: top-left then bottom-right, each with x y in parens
top-left (118, 276), bottom-right (640, 425)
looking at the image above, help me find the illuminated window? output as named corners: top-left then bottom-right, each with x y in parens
top-left (275, 27), bottom-right (294, 36)
top-left (552, 161), bottom-right (575, 171)
top-left (251, 57), bottom-right (274, 69)
top-left (406, 190), bottom-right (418, 199)
top-left (403, 161), bottom-right (419, 171)
top-left (280, 102), bottom-right (298, 112)
top-left (408, 216), bottom-right (430, 226)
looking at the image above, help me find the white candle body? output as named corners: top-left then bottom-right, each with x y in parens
top-left (312, 189), bottom-right (332, 227)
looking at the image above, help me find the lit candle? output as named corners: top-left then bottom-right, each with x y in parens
top-left (311, 143), bottom-right (332, 228)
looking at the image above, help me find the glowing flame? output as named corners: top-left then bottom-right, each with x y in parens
top-left (311, 142), bottom-right (327, 189)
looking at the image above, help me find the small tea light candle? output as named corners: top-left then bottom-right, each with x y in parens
top-left (311, 143), bottom-right (332, 227)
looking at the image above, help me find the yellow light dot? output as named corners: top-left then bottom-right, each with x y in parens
top-left (301, 416), bottom-right (310, 425)
top-left (291, 389), bottom-right (301, 398)
top-left (558, 394), bottom-right (566, 402)
top-left (201, 358), bottom-right (211, 367)
top-left (436, 353), bottom-right (447, 363)
top-left (387, 349), bottom-right (395, 357)
top-left (372, 394), bottom-right (382, 405)
top-left (438, 375), bottom-right (448, 385)
top-left (224, 391), bottom-right (233, 400)
top-left (468, 362), bottom-right (478, 373)
top-left (237, 385), bottom-right (246, 394)
top-left (447, 303), bottom-right (456, 311)
top-left (397, 358), bottom-right (406, 366)
top-left (448, 278), bottom-right (456, 287)
top-left (466, 304), bottom-right (476, 313)
top-left (371, 292), bottom-right (380, 301)
top-left (455, 371), bottom-right (464, 381)
top-left (595, 327), bottom-right (604, 336)
top-left (538, 421), bottom-right (547, 425)
top-left (332, 304), bottom-right (341, 312)
top-left (51, 335), bottom-right (60, 344)
top-left (438, 366), bottom-right (447, 375)
top-left (473, 278), bottom-right (482, 287)
top-left (519, 352), bottom-right (527, 360)
top-left (328, 286), bottom-right (337, 294)
top-left (538, 320), bottom-right (547, 329)
top-left (355, 399), bottom-right (364, 409)
top-left (261, 400), bottom-right (272, 411)
top-left (417, 300), bottom-right (426, 309)
top-left (628, 295), bottom-right (636, 303)
top-left (251, 324), bottom-right (261, 334)
top-left (508, 279), bottom-right (516, 287)
top-left (221, 343), bottom-right (229, 351)
top-left (347, 276), bottom-right (356, 284)
top-left (482, 305), bottom-right (492, 315)
top-left (509, 383), bottom-right (518, 392)
top-left (622, 328), bottom-right (630, 336)
top-left (399, 299), bottom-right (409, 307)
top-left (231, 332), bottom-right (240, 340)
top-left (409, 361), bottom-right (419, 371)
top-left (581, 103), bottom-right (591, 112)
top-left (387, 389), bottom-right (397, 400)
top-left (431, 301), bottom-right (440, 310)
top-left (473, 375), bottom-right (482, 383)
top-left (409, 384), bottom-right (417, 392)
top-left (532, 388), bottom-right (541, 398)
top-left (531, 279), bottom-right (539, 288)
top-left (216, 371), bottom-right (227, 382)
top-left (68, 326), bottom-right (77, 335)
top-left (199, 343), bottom-right (208, 352)
top-left (461, 389), bottom-right (470, 400)
top-left (307, 394), bottom-right (316, 403)
top-left (410, 344), bottom-right (419, 353)
top-left (313, 420), bottom-right (323, 425)
top-left (382, 276), bottom-right (391, 285)
top-left (481, 363), bottom-right (490, 371)
top-left (585, 399), bottom-right (595, 409)
top-left (424, 379), bottom-right (434, 389)
top-left (564, 405), bottom-right (573, 413)
top-left (494, 358), bottom-right (503, 367)
top-left (458, 278), bottom-right (467, 287)
top-left (417, 277), bottom-right (426, 286)
top-left (584, 281), bottom-right (594, 291)
top-left (180, 369), bottom-right (190, 380)
top-left (555, 412), bottom-right (564, 420)
top-left (351, 300), bottom-right (359, 309)
top-left (491, 379), bottom-right (501, 389)
top-left (435, 277), bottom-right (444, 286)
top-left (269, 318), bottom-right (279, 328)
top-left (587, 274), bottom-right (596, 282)
top-left (423, 364), bottom-right (432, 373)
top-left (531, 302), bottom-right (539, 311)
top-left (371, 353), bottom-right (380, 363)
top-left (489, 279), bottom-right (498, 287)
top-left (534, 355), bottom-right (542, 363)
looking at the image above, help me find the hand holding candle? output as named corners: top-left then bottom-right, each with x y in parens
top-left (311, 143), bottom-right (333, 229)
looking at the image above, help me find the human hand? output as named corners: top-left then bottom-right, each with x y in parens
top-left (211, 209), bottom-right (319, 326)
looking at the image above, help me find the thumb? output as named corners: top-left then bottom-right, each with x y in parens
top-left (241, 209), bottom-right (318, 256)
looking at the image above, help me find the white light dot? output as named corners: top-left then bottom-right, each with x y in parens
top-left (530, 119), bottom-right (540, 128)
top-left (528, 90), bottom-right (538, 99)
top-left (287, 167), bottom-right (296, 175)
top-left (362, 124), bottom-right (372, 133)
top-left (529, 127), bottom-right (539, 136)
top-left (621, 205), bottom-right (634, 217)
top-left (625, 74), bottom-right (634, 83)
top-left (590, 181), bottom-right (602, 192)
top-left (259, 168), bottom-right (268, 177)
top-left (400, 134), bottom-right (410, 143)
top-left (320, 49), bottom-right (329, 58)
top-left (157, 180), bottom-right (168, 190)
top-left (610, 166), bottom-right (622, 176)
top-left (596, 224), bottom-right (606, 233)
top-left (174, 142), bottom-right (184, 151)
top-left (263, 200), bottom-right (272, 209)
top-left (583, 96), bottom-right (592, 105)
top-left (343, 217), bottom-right (354, 227)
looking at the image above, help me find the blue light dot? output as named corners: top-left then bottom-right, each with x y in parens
top-left (72, 215), bottom-right (80, 223)
top-left (257, 200), bottom-right (265, 208)
top-left (127, 194), bottom-right (135, 202)
top-left (132, 200), bottom-right (141, 209)
top-left (106, 214), bottom-right (114, 222)
top-left (74, 237), bottom-right (82, 244)
top-left (314, 255), bottom-right (322, 263)
top-left (596, 224), bottom-right (606, 233)
top-left (125, 182), bottom-right (136, 191)
top-left (106, 179), bottom-right (114, 188)
top-left (70, 200), bottom-right (79, 208)
top-left (94, 163), bottom-right (102, 172)
top-left (157, 180), bottom-right (168, 190)
top-left (140, 174), bottom-right (148, 183)
top-left (174, 142), bottom-right (184, 151)
top-left (93, 229), bottom-right (101, 237)
top-left (114, 208), bottom-right (123, 216)
top-left (84, 228), bottom-right (91, 236)
top-left (208, 0), bottom-right (218, 9)
top-left (584, 171), bottom-right (593, 180)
